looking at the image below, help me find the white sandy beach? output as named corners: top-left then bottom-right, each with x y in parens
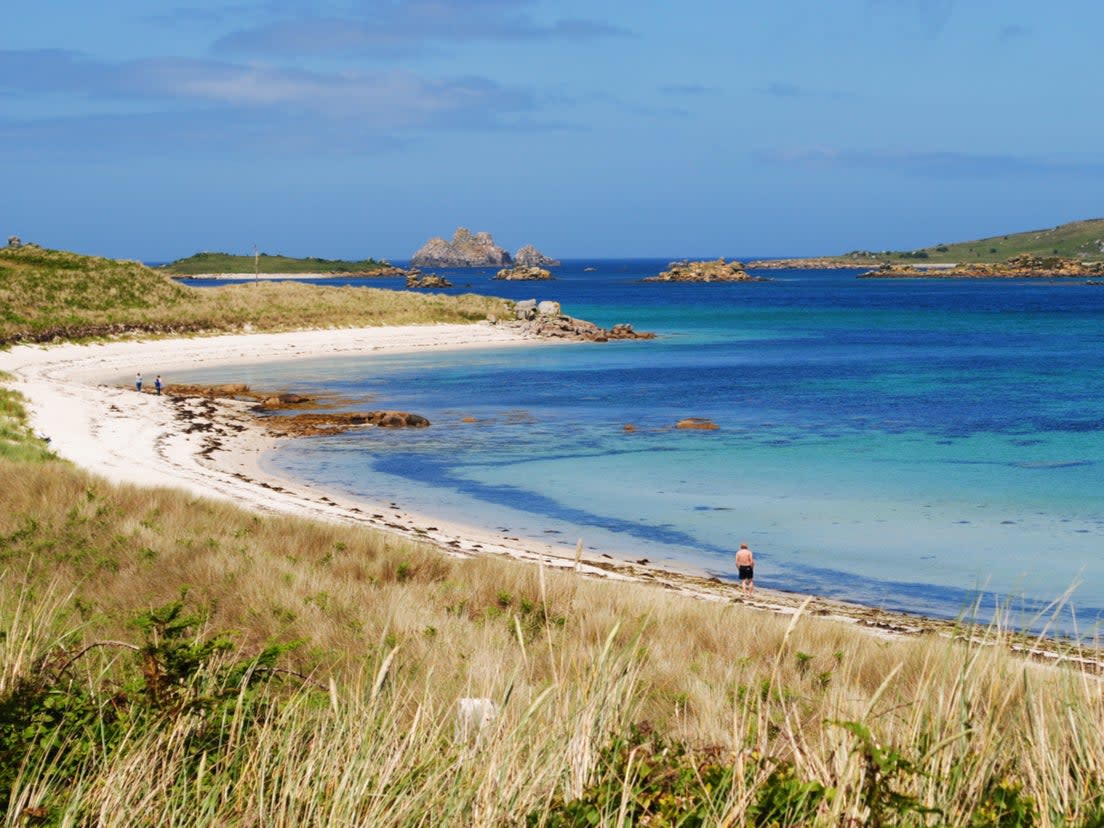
top-left (0, 323), bottom-right (655, 584)
top-left (5, 322), bottom-right (1094, 662)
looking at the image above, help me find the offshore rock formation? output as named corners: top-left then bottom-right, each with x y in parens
top-left (411, 228), bottom-right (512, 268)
top-left (497, 299), bottom-right (655, 342)
top-left (493, 265), bottom-right (553, 281)
top-left (642, 258), bottom-right (763, 283)
top-left (406, 272), bottom-right (453, 289)
top-left (514, 245), bottom-right (560, 267)
top-left (860, 254), bottom-right (1104, 279)
top-left (161, 383), bottom-right (430, 437)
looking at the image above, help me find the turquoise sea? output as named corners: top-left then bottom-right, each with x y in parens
top-left (177, 261), bottom-right (1104, 634)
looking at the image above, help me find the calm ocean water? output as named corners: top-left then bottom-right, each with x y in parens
top-left (177, 260), bottom-right (1104, 633)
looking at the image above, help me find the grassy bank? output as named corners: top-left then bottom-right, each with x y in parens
top-left (847, 217), bottom-right (1104, 264)
top-left (161, 251), bottom-right (395, 276)
top-left (0, 245), bottom-right (509, 345)
top-left (3, 378), bottom-right (1104, 825)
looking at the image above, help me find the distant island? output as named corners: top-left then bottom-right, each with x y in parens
top-left (161, 251), bottom-right (404, 277)
top-left (748, 218), bottom-right (1104, 270)
top-left (411, 228), bottom-right (558, 268)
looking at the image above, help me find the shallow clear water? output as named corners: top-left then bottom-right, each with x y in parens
top-left (177, 261), bottom-right (1104, 633)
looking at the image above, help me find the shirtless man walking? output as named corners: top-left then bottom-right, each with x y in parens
top-left (735, 542), bottom-right (754, 596)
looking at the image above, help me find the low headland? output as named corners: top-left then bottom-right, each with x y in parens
top-left (159, 249), bottom-right (409, 278)
top-left (2, 242), bottom-right (1103, 824)
top-left (860, 254), bottom-right (1104, 279)
top-left (749, 217), bottom-right (1104, 274)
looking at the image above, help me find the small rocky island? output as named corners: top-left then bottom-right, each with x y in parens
top-left (514, 244), bottom-right (560, 267)
top-left (493, 265), bottom-right (553, 281)
top-left (642, 258), bottom-right (764, 283)
top-left (410, 229), bottom-right (560, 269)
top-left (411, 228), bottom-right (512, 268)
top-left (860, 254), bottom-right (1104, 279)
top-left (405, 272), bottom-right (453, 289)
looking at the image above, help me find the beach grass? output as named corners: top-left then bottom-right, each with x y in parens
top-left (0, 245), bottom-right (510, 345)
top-left (0, 371), bottom-right (56, 463)
top-left (3, 371), bottom-right (1104, 824)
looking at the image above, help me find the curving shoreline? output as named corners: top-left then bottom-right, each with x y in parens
top-left (2, 324), bottom-right (1098, 666)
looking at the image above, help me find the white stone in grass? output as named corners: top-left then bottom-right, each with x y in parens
top-left (455, 697), bottom-right (499, 746)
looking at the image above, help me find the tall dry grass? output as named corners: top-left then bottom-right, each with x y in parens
top-left (4, 449), bottom-right (1104, 824)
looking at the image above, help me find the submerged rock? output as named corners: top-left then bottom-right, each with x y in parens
top-left (262, 410), bottom-right (430, 437)
top-left (676, 418), bottom-right (719, 430)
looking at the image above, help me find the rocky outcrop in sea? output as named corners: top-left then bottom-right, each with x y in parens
top-left (406, 272), bottom-right (453, 289)
top-left (642, 258), bottom-right (763, 283)
top-left (859, 254), bottom-right (1104, 279)
top-left (411, 228), bottom-right (512, 268)
top-left (514, 245), bottom-right (560, 267)
top-left (495, 299), bottom-right (655, 342)
top-left (747, 257), bottom-right (883, 269)
top-left (493, 265), bottom-right (553, 281)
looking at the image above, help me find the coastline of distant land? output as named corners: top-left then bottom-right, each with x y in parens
top-left (750, 217), bottom-right (1104, 270)
top-left (160, 251), bottom-right (406, 277)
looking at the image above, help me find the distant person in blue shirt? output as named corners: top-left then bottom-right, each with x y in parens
top-left (135, 372), bottom-right (143, 392)
top-left (155, 375), bottom-right (163, 395)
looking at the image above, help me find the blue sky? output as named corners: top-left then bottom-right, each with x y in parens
top-left (3, 0), bottom-right (1102, 260)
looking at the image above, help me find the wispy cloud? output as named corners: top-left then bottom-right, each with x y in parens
top-left (999, 24), bottom-right (1030, 41)
top-left (660, 84), bottom-right (710, 97)
top-left (760, 81), bottom-right (850, 100)
top-left (760, 146), bottom-right (1104, 178)
top-left (865, 0), bottom-right (955, 37)
top-left (0, 111), bottom-right (412, 158)
top-left (0, 49), bottom-right (535, 124)
top-left (0, 48), bottom-right (546, 156)
top-left (210, 0), bottom-right (630, 57)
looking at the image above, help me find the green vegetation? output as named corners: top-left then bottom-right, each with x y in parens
top-left (0, 245), bottom-right (509, 344)
top-left (3, 381), bottom-right (1104, 824)
top-left (847, 217), bottom-right (1104, 264)
top-left (161, 250), bottom-right (395, 276)
top-left (0, 371), bottom-right (56, 463)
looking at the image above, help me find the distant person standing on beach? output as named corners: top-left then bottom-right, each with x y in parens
top-left (735, 542), bottom-right (754, 595)
top-left (155, 375), bottom-right (163, 395)
top-left (135, 372), bottom-right (143, 392)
